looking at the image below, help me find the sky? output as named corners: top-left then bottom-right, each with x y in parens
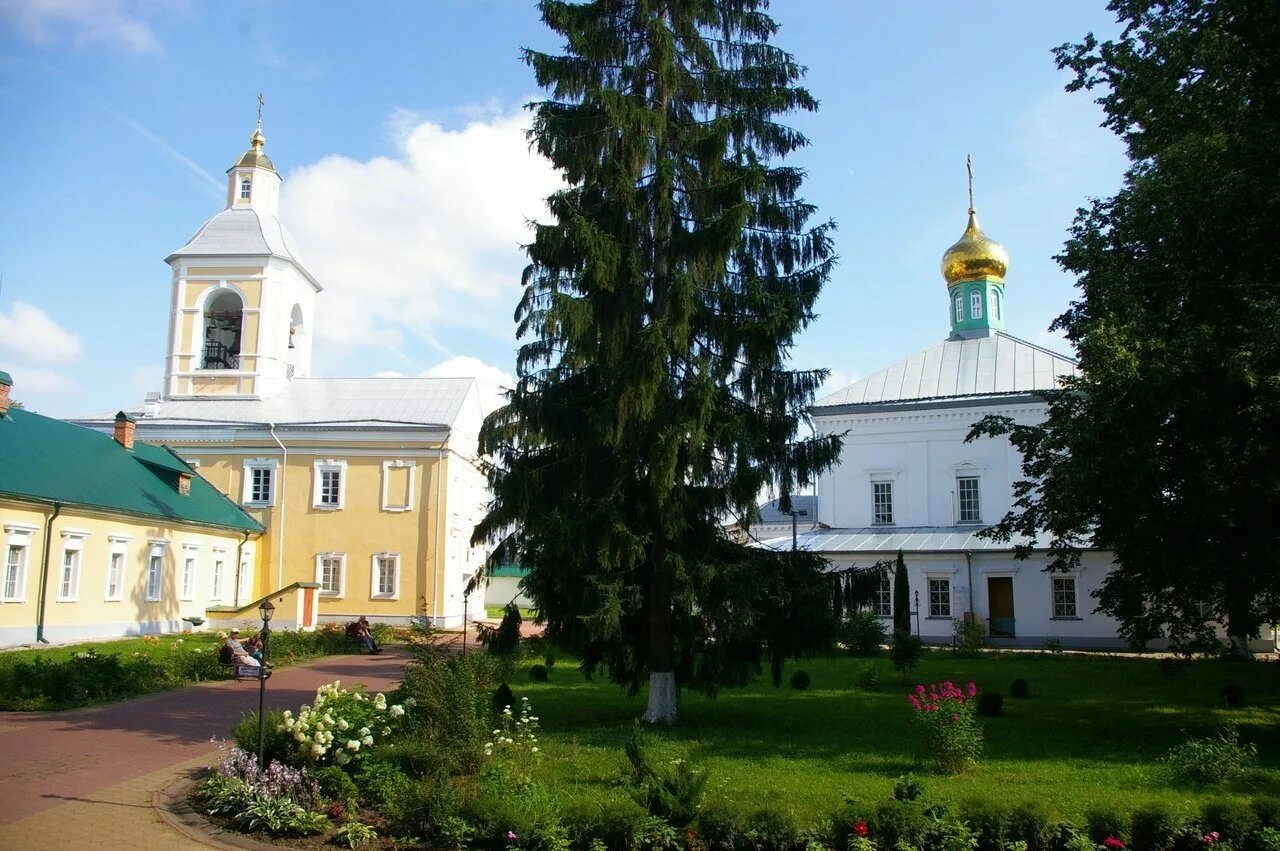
top-left (0, 0), bottom-right (1128, 418)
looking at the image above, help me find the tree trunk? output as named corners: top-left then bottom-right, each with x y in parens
top-left (643, 535), bottom-right (678, 724)
top-left (644, 670), bottom-right (678, 725)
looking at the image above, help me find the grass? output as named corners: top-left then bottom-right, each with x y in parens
top-left (504, 650), bottom-right (1280, 820)
top-left (485, 606), bottom-right (538, 620)
top-left (0, 631), bottom-right (225, 666)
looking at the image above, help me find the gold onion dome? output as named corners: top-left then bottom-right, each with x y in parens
top-left (941, 208), bottom-right (1009, 286)
top-left (233, 126), bottom-right (275, 172)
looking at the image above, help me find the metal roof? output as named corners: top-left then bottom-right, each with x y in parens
top-left (758, 525), bottom-right (1045, 554)
top-left (166, 208), bottom-right (319, 290)
top-left (816, 331), bottom-right (1078, 409)
top-left (72, 377), bottom-right (480, 430)
top-left (755, 495), bottom-right (818, 524)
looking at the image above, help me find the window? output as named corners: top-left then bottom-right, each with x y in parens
top-left (954, 292), bottom-right (963, 322)
top-left (240, 177), bottom-right (251, 199)
top-left (989, 288), bottom-right (1000, 320)
top-left (928, 577), bottom-right (952, 618)
top-left (201, 289), bottom-right (244, 370)
top-left (242, 460), bottom-right (277, 506)
top-left (180, 552), bottom-right (197, 600)
top-left (1052, 575), bottom-right (1078, 618)
top-left (872, 575), bottom-right (892, 617)
top-left (211, 552), bottom-right (226, 602)
top-left (970, 290), bottom-right (983, 319)
top-left (381, 460), bottom-right (416, 512)
top-left (146, 548), bottom-right (165, 602)
top-left (957, 476), bottom-right (981, 523)
top-left (57, 532), bottom-right (86, 602)
top-left (313, 460), bottom-right (347, 510)
top-left (317, 553), bottom-right (345, 596)
top-left (105, 547), bottom-right (126, 602)
top-left (872, 481), bottom-right (894, 525)
top-left (3, 542), bottom-right (28, 602)
top-left (237, 553), bottom-right (253, 602)
top-left (371, 554), bottom-right (399, 599)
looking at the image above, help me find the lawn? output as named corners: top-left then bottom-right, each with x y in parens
top-left (485, 606), bottom-right (538, 620)
top-left (506, 650), bottom-right (1280, 821)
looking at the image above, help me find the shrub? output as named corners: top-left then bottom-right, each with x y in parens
top-left (398, 646), bottom-right (499, 775)
top-left (1253, 798), bottom-right (1280, 829)
top-left (314, 765), bottom-right (359, 806)
top-left (1010, 678), bottom-right (1030, 699)
top-left (1161, 725), bottom-right (1258, 786)
top-left (277, 681), bottom-right (410, 768)
top-left (1008, 800), bottom-right (1058, 851)
top-left (977, 691), bottom-right (1004, 716)
top-left (868, 799), bottom-right (927, 850)
top-left (485, 697), bottom-right (544, 794)
top-left (634, 816), bottom-right (681, 850)
top-left (477, 602), bottom-right (523, 657)
top-left (1129, 803), bottom-right (1182, 851)
top-left (625, 721), bottom-right (708, 827)
top-left (355, 756), bottom-right (413, 809)
top-left (529, 664), bottom-right (549, 682)
top-left (1158, 658), bottom-right (1190, 677)
top-left (959, 797), bottom-right (1009, 851)
top-left (842, 610), bottom-right (887, 656)
top-left (790, 670), bottom-right (811, 691)
top-left (854, 663), bottom-right (883, 692)
top-left (493, 682), bottom-right (516, 715)
top-left (893, 773), bottom-right (924, 803)
top-left (1040, 638), bottom-right (1064, 655)
top-left (1201, 800), bottom-right (1260, 844)
top-left (954, 618), bottom-right (986, 658)
top-left (907, 681), bottom-right (983, 774)
top-left (1220, 683), bottom-right (1245, 707)
top-left (561, 795), bottom-right (649, 849)
top-left (232, 709), bottom-right (294, 768)
top-left (890, 631), bottom-right (923, 678)
top-left (1256, 828), bottom-right (1280, 851)
top-left (698, 798), bottom-right (748, 848)
top-left (335, 820), bottom-right (378, 848)
top-left (1084, 805), bottom-right (1128, 845)
top-left (745, 802), bottom-right (803, 850)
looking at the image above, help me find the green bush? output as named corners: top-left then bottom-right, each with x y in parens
top-left (1007, 800), bottom-right (1058, 851)
top-left (890, 631), bottom-right (923, 677)
top-left (745, 802), bottom-right (803, 850)
top-left (561, 795), bottom-right (650, 850)
top-left (493, 682), bottom-right (516, 715)
top-left (529, 664), bottom-right (549, 682)
top-left (699, 798), bottom-right (749, 848)
top-left (954, 618), bottom-right (986, 658)
top-left (893, 773), bottom-right (923, 803)
top-left (959, 797), bottom-right (1009, 851)
top-left (334, 820), bottom-right (378, 848)
top-left (314, 765), bottom-right (359, 807)
top-left (853, 663), bottom-right (882, 692)
top-left (977, 691), bottom-right (1004, 716)
top-left (1083, 805), bottom-right (1128, 844)
top-left (1010, 678), bottom-right (1030, 699)
top-left (789, 670), bottom-right (811, 691)
top-left (1129, 803), bottom-right (1182, 851)
top-left (1253, 797), bottom-right (1280, 829)
top-left (355, 756), bottom-right (413, 809)
top-left (841, 610), bottom-right (887, 656)
top-left (1161, 725), bottom-right (1258, 786)
top-left (625, 722), bottom-right (708, 827)
top-left (1220, 683), bottom-right (1246, 707)
top-left (1256, 827), bottom-right (1280, 851)
top-left (1040, 638), bottom-right (1064, 655)
top-left (1201, 800), bottom-right (1260, 844)
top-left (398, 647), bottom-right (499, 775)
top-left (231, 709), bottom-right (294, 768)
top-left (378, 769), bottom-right (466, 843)
top-left (869, 800), bottom-right (927, 849)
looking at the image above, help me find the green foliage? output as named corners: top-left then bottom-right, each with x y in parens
top-left (893, 552), bottom-right (911, 635)
top-left (1040, 639), bottom-right (1064, 655)
top-left (959, 798), bottom-right (1009, 851)
top-left (977, 692), bottom-right (1004, 717)
top-left (744, 802), bottom-right (804, 850)
top-left (890, 631), bottom-right (923, 677)
top-left (1161, 725), bottom-right (1258, 786)
top-left (529, 664), bottom-right (549, 682)
top-left (475, 0), bottom-right (843, 720)
top-left (699, 798), bottom-right (749, 847)
top-left (334, 819), bottom-right (378, 848)
top-left (314, 765), bottom-right (358, 807)
top-left (398, 645), bottom-right (499, 775)
top-left (1129, 803), bottom-right (1182, 851)
top-left (969, 0), bottom-right (1280, 652)
top-left (1007, 800), bottom-right (1058, 851)
top-left (476, 603), bottom-right (523, 657)
top-left (789, 670), bottom-right (811, 691)
top-left (842, 609), bottom-right (888, 656)
top-left (869, 799), bottom-right (927, 850)
top-left (854, 663), bottom-right (883, 692)
top-left (1221, 683), bottom-right (1246, 707)
top-left (634, 816), bottom-right (681, 850)
top-left (493, 682), bottom-right (516, 716)
top-left (893, 773), bottom-right (924, 803)
top-left (1254, 798), bottom-right (1280, 829)
top-left (1083, 805), bottom-right (1128, 845)
top-left (1257, 827), bottom-right (1280, 851)
top-left (355, 756), bottom-right (413, 809)
top-left (1010, 678), bottom-right (1030, 699)
top-left (624, 722), bottom-right (708, 827)
top-left (232, 709), bottom-right (293, 768)
top-left (1202, 799), bottom-right (1261, 844)
top-left (560, 795), bottom-right (650, 850)
top-left (197, 772), bottom-right (329, 837)
top-left (954, 619), bottom-right (986, 658)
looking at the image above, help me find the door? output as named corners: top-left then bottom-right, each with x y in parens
top-left (987, 576), bottom-right (1015, 637)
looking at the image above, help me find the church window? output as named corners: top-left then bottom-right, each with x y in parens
top-left (970, 290), bottom-right (983, 320)
top-left (872, 575), bottom-right (892, 617)
top-left (957, 476), bottom-right (981, 523)
top-left (928, 577), bottom-right (952, 618)
top-left (989, 288), bottom-right (1000, 320)
top-left (954, 292), bottom-right (963, 322)
top-left (317, 553), bottom-right (345, 596)
top-left (313, 459), bottom-right (347, 509)
top-left (201, 289), bottom-right (244, 370)
top-left (872, 481), bottom-right (894, 525)
top-left (240, 177), bottom-right (251, 200)
top-left (1052, 576), bottom-right (1078, 618)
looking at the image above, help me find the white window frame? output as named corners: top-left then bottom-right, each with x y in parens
top-left (370, 553), bottom-right (400, 600)
top-left (105, 534), bottom-right (132, 602)
top-left (872, 574), bottom-right (892, 618)
top-left (989, 288), bottom-right (1000, 320)
top-left (3, 523), bottom-right (36, 603)
top-left (1052, 574), bottom-right (1079, 619)
top-left (927, 576), bottom-right (952, 619)
top-left (954, 292), bottom-right (963, 322)
top-left (146, 540), bottom-right (168, 602)
top-left (180, 545), bottom-right (199, 601)
top-left (237, 550), bottom-right (254, 603)
top-left (871, 480), bottom-right (894, 526)
top-left (970, 289), bottom-right (983, 319)
top-left (316, 552), bottom-right (346, 597)
top-left (239, 176), bottom-right (251, 200)
top-left (956, 475), bottom-right (982, 524)
top-left (242, 458), bottom-right (277, 507)
top-left (312, 459), bottom-right (347, 510)
top-left (211, 547), bottom-right (228, 603)
top-left (57, 530), bottom-right (88, 602)
top-left (381, 460), bottom-right (416, 512)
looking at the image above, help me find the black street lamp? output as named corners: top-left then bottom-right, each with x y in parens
top-left (789, 508), bottom-right (809, 551)
top-left (256, 599), bottom-right (275, 770)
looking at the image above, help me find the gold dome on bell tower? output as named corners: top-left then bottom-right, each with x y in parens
top-left (940, 156), bottom-right (1008, 286)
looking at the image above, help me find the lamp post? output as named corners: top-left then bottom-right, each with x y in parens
top-left (789, 508), bottom-right (809, 551)
top-left (256, 598), bottom-right (275, 770)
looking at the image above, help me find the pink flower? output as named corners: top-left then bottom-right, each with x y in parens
top-left (1202, 832), bottom-right (1221, 845)
top-left (967, 682), bottom-right (977, 697)
top-left (507, 831), bottom-right (519, 841)
top-left (915, 685), bottom-right (926, 694)
top-left (854, 821), bottom-right (869, 837)
top-left (1104, 838), bottom-right (1125, 849)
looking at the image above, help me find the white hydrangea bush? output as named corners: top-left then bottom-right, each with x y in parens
top-left (277, 680), bottom-right (414, 766)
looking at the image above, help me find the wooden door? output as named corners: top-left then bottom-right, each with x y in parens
top-left (987, 576), bottom-right (1015, 637)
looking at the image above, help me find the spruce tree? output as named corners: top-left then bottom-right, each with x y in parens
top-left (476, 0), bottom-right (840, 723)
top-left (892, 551), bottom-right (910, 635)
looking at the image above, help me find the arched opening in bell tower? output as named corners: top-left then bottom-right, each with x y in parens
top-left (201, 290), bottom-right (244, 370)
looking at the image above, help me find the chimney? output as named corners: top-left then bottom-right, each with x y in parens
top-left (0, 371), bottom-right (11, 417)
top-left (113, 411), bottom-right (136, 450)
top-left (177, 473), bottom-right (192, 495)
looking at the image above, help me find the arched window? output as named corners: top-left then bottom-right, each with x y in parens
top-left (239, 177), bottom-right (251, 200)
top-left (989, 288), bottom-right (1000, 320)
top-left (970, 290), bottom-right (983, 320)
top-left (201, 290), bottom-right (244, 370)
top-left (954, 293), bottom-right (964, 322)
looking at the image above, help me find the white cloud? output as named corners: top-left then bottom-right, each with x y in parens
top-left (0, 0), bottom-right (171, 54)
top-left (4, 365), bottom-right (73, 396)
top-left (420, 355), bottom-right (514, 416)
top-left (281, 109), bottom-right (563, 354)
top-left (0, 301), bottom-right (82, 365)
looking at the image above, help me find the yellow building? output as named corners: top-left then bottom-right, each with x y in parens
top-left (71, 121), bottom-right (490, 632)
top-left (0, 373), bottom-right (265, 646)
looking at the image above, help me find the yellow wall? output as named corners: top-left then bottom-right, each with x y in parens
top-left (0, 498), bottom-right (257, 646)
top-left (172, 443), bottom-right (448, 623)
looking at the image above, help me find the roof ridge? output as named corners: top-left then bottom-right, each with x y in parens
top-left (994, 330), bottom-right (1079, 365)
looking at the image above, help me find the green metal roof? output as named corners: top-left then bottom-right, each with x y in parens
top-left (0, 408), bottom-right (262, 533)
top-left (487, 564), bottom-right (527, 578)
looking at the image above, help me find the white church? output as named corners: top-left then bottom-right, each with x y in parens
top-left (773, 200), bottom-right (1141, 649)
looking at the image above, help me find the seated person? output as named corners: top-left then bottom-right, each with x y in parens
top-left (354, 616), bottom-right (382, 654)
top-left (222, 628), bottom-right (260, 667)
top-left (242, 635), bottom-right (264, 663)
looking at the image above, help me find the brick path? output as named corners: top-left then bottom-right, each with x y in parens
top-left (0, 648), bottom-right (411, 849)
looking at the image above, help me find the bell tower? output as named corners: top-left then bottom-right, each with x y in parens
top-left (940, 157), bottom-right (1009, 340)
top-left (161, 98), bottom-right (322, 400)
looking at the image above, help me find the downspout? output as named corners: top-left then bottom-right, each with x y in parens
top-left (233, 530), bottom-right (250, 608)
top-left (268, 422), bottom-right (287, 591)
top-left (964, 550), bottom-right (975, 622)
top-left (34, 503), bottom-right (62, 644)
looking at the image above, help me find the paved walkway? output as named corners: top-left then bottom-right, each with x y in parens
top-left (0, 648), bottom-right (410, 850)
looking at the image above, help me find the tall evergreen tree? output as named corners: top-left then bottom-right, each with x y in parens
top-left (892, 551), bottom-right (910, 635)
top-left (475, 0), bottom-right (840, 723)
top-left (970, 0), bottom-right (1280, 652)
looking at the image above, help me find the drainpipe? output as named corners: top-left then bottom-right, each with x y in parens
top-left (34, 503), bottom-right (62, 644)
top-left (268, 422), bottom-right (287, 591)
top-left (233, 530), bottom-right (250, 608)
top-left (964, 550), bottom-right (975, 622)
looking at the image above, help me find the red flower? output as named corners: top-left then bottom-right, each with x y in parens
top-left (1104, 838), bottom-right (1126, 849)
top-left (854, 821), bottom-right (869, 837)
